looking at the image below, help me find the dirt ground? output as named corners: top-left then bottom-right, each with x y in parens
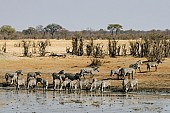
top-left (0, 39), bottom-right (170, 92)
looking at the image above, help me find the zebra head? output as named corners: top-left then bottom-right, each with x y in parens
top-left (58, 70), bottom-right (65, 74)
top-left (5, 73), bottom-right (9, 82)
top-left (36, 78), bottom-right (43, 84)
top-left (137, 60), bottom-right (143, 65)
top-left (35, 72), bottom-right (41, 76)
top-left (15, 70), bottom-right (23, 75)
top-left (93, 67), bottom-right (99, 72)
top-left (156, 59), bottom-right (162, 64)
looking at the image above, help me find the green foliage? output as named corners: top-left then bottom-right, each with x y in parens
top-left (107, 24), bottom-right (123, 35)
top-left (22, 27), bottom-right (37, 35)
top-left (44, 24), bottom-right (62, 38)
top-left (0, 25), bottom-right (16, 35)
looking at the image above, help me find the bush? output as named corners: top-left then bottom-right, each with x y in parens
top-left (89, 58), bottom-right (102, 67)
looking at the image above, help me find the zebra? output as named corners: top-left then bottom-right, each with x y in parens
top-left (27, 71), bottom-right (41, 87)
top-left (36, 78), bottom-right (48, 90)
top-left (118, 68), bottom-right (135, 79)
top-left (129, 78), bottom-right (138, 91)
top-left (53, 79), bottom-right (61, 90)
top-left (110, 68), bottom-right (121, 76)
top-left (27, 78), bottom-right (37, 90)
top-left (90, 78), bottom-right (103, 92)
top-left (122, 78), bottom-right (130, 93)
top-left (5, 70), bottom-right (23, 84)
top-left (16, 78), bottom-right (26, 90)
top-left (129, 60), bottom-right (142, 72)
top-left (64, 72), bottom-right (83, 81)
top-left (52, 70), bottom-right (67, 90)
top-left (80, 67), bottom-right (99, 77)
top-left (147, 59), bottom-right (162, 72)
top-left (90, 78), bottom-right (111, 92)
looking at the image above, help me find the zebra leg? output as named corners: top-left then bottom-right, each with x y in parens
top-left (138, 67), bottom-right (141, 73)
top-left (147, 66), bottom-right (150, 72)
top-left (132, 72), bottom-right (134, 79)
top-left (53, 80), bottom-right (56, 90)
top-left (155, 66), bottom-right (157, 72)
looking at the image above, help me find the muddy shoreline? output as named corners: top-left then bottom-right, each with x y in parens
top-left (0, 88), bottom-right (169, 113)
top-left (0, 83), bottom-right (170, 95)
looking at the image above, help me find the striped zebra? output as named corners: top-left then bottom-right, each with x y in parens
top-left (147, 59), bottom-right (162, 72)
top-left (129, 60), bottom-right (142, 72)
top-left (118, 68), bottom-right (135, 79)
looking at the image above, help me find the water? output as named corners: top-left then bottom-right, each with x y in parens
top-left (0, 89), bottom-right (169, 113)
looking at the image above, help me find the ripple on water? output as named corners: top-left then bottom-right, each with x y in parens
top-left (0, 89), bottom-right (169, 113)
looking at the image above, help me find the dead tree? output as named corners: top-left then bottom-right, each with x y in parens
top-left (117, 45), bottom-right (121, 56)
top-left (129, 41), bottom-right (140, 57)
top-left (38, 41), bottom-right (47, 56)
top-left (122, 44), bottom-right (127, 56)
top-left (22, 40), bottom-right (30, 57)
top-left (72, 37), bottom-right (78, 55)
top-left (108, 39), bottom-right (117, 57)
top-left (72, 35), bottom-right (84, 56)
top-left (78, 37), bottom-right (83, 56)
top-left (86, 38), bottom-right (93, 57)
top-left (2, 42), bottom-right (6, 53)
top-left (93, 43), bottom-right (104, 58)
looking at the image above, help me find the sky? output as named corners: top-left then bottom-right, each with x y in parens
top-left (0, 0), bottom-right (170, 31)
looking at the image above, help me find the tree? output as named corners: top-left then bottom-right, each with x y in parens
top-left (36, 25), bottom-right (46, 38)
top-left (22, 27), bottom-right (37, 39)
top-left (107, 24), bottom-right (123, 35)
top-left (44, 24), bottom-right (62, 38)
top-left (0, 25), bottom-right (16, 39)
top-left (22, 27), bottom-right (36, 35)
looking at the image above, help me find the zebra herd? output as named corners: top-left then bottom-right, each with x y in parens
top-left (110, 59), bottom-right (162, 92)
top-left (4, 59), bottom-right (162, 93)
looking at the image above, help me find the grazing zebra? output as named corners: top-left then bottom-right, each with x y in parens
top-left (147, 59), bottom-right (162, 72)
top-left (80, 67), bottom-right (99, 77)
top-left (118, 68), bottom-right (135, 79)
top-left (129, 60), bottom-right (142, 72)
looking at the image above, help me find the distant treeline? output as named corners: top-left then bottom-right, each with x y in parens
top-left (0, 24), bottom-right (170, 40)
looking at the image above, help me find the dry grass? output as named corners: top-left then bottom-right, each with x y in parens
top-left (0, 39), bottom-right (170, 91)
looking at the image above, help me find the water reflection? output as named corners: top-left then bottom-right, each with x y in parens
top-left (0, 89), bottom-right (169, 113)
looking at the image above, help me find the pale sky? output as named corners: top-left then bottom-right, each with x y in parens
top-left (0, 0), bottom-right (170, 31)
